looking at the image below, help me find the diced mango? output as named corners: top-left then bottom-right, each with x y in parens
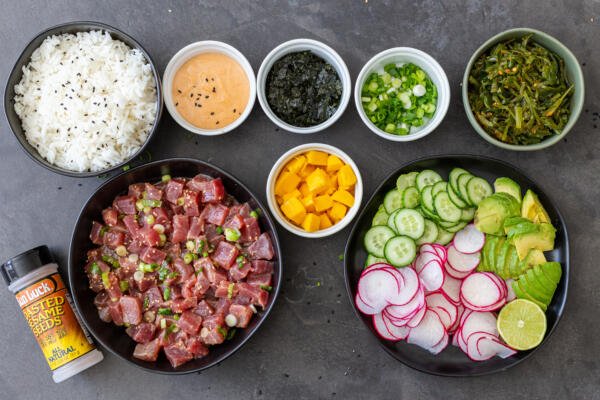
top-left (306, 150), bottom-right (329, 166)
top-left (299, 182), bottom-right (311, 197)
top-left (301, 195), bottom-right (316, 212)
top-left (331, 189), bottom-right (355, 207)
top-left (285, 155), bottom-right (306, 174)
top-left (306, 168), bottom-right (329, 194)
top-left (338, 165), bottom-right (357, 188)
top-left (299, 164), bottom-right (316, 178)
top-left (302, 213), bottom-right (321, 232)
top-left (319, 214), bottom-right (333, 229)
top-left (281, 197), bottom-right (306, 225)
top-left (276, 195), bottom-right (284, 205)
top-left (328, 201), bottom-right (347, 222)
top-left (283, 189), bottom-right (301, 202)
top-left (314, 194), bottom-right (333, 212)
top-left (275, 171), bottom-right (301, 196)
top-left (326, 155), bottom-right (344, 172)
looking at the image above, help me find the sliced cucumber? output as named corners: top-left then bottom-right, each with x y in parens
top-left (438, 219), bottom-right (460, 229)
top-left (465, 177), bottom-right (493, 206)
top-left (416, 219), bottom-right (439, 245)
top-left (420, 205), bottom-right (440, 222)
top-left (433, 192), bottom-right (461, 223)
top-left (431, 181), bottom-right (448, 197)
top-left (364, 226), bottom-right (396, 258)
top-left (420, 185), bottom-right (435, 213)
top-left (445, 221), bottom-right (468, 233)
top-left (383, 189), bottom-right (403, 213)
top-left (396, 172), bottom-right (418, 192)
top-left (394, 209), bottom-right (425, 240)
top-left (402, 187), bottom-right (420, 209)
top-left (384, 236), bottom-right (417, 267)
top-left (448, 185), bottom-right (468, 209)
top-left (416, 170), bottom-right (442, 191)
top-left (460, 207), bottom-right (476, 222)
top-left (371, 208), bottom-right (389, 226)
top-left (449, 168), bottom-right (469, 195)
top-left (434, 227), bottom-right (455, 246)
top-left (365, 254), bottom-right (387, 268)
top-left (387, 210), bottom-right (400, 233)
top-left (457, 173), bottom-right (474, 204)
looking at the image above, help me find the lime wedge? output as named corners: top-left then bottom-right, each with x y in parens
top-left (497, 299), bottom-right (547, 350)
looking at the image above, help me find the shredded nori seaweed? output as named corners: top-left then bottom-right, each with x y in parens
top-left (266, 51), bottom-right (342, 127)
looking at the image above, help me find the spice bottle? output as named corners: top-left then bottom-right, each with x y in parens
top-left (1, 245), bottom-right (103, 382)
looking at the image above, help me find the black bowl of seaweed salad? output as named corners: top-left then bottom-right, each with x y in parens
top-left (257, 39), bottom-right (351, 133)
top-left (462, 28), bottom-right (584, 151)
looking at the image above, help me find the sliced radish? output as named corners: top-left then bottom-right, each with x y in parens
top-left (431, 244), bottom-right (448, 261)
top-left (426, 293), bottom-right (458, 330)
top-left (460, 273), bottom-right (504, 310)
top-left (407, 304), bottom-right (427, 328)
top-left (357, 268), bottom-right (400, 310)
top-left (414, 252), bottom-right (439, 273)
top-left (418, 261), bottom-right (444, 292)
top-left (440, 273), bottom-right (462, 304)
top-left (466, 331), bottom-right (498, 361)
top-left (428, 331), bottom-right (449, 355)
top-left (477, 336), bottom-right (516, 359)
top-left (447, 245), bottom-right (480, 273)
top-left (459, 311), bottom-right (498, 346)
top-left (355, 293), bottom-right (379, 315)
top-left (388, 267), bottom-right (420, 306)
top-left (448, 304), bottom-right (464, 334)
top-left (505, 279), bottom-right (516, 301)
top-left (444, 261), bottom-right (472, 280)
top-left (373, 313), bottom-right (400, 341)
top-left (453, 224), bottom-right (485, 254)
top-left (381, 312), bottom-right (410, 340)
top-left (385, 287), bottom-right (425, 321)
top-left (407, 309), bottom-right (446, 351)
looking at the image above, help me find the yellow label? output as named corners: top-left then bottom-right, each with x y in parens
top-left (15, 273), bottom-right (95, 370)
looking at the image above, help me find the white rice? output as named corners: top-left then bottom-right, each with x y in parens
top-left (14, 30), bottom-right (157, 172)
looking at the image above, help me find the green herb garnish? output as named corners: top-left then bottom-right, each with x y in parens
top-left (119, 280), bottom-right (129, 292)
top-left (225, 227), bottom-right (241, 242)
top-left (157, 307), bottom-right (172, 315)
top-left (260, 285), bottom-right (272, 292)
top-left (216, 226), bottom-right (224, 234)
top-left (90, 262), bottom-right (101, 275)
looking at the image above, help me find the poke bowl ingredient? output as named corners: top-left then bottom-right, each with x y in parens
top-left (467, 35), bottom-right (573, 145)
top-left (361, 63), bottom-right (437, 135)
top-left (171, 52), bottom-right (250, 130)
top-left (497, 299), bottom-right (547, 351)
top-left (274, 150), bottom-right (357, 232)
top-left (265, 50), bottom-right (342, 127)
top-left (13, 30), bottom-right (158, 173)
top-left (85, 174), bottom-right (275, 368)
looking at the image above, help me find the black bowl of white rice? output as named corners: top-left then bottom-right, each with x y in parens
top-left (4, 21), bottom-right (162, 177)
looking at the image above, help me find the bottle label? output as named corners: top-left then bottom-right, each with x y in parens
top-left (15, 273), bottom-right (95, 370)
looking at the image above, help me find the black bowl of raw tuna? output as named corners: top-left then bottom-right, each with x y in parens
top-left (344, 155), bottom-right (569, 376)
top-left (68, 158), bottom-right (282, 373)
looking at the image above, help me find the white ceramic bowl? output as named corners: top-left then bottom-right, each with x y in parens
top-left (354, 47), bottom-right (450, 142)
top-left (256, 39), bottom-right (351, 134)
top-left (163, 41), bottom-right (256, 136)
top-left (266, 143), bottom-right (363, 238)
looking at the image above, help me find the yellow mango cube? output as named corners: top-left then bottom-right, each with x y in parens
top-left (338, 165), bottom-right (357, 188)
top-left (302, 213), bottom-right (321, 232)
top-left (326, 155), bottom-right (344, 172)
top-left (299, 164), bottom-right (316, 178)
top-left (299, 183), bottom-right (311, 197)
top-left (328, 201), bottom-right (347, 222)
top-left (319, 214), bottom-right (333, 229)
top-left (314, 194), bottom-right (333, 212)
top-left (275, 171), bottom-right (301, 196)
top-left (301, 195), bottom-right (316, 212)
top-left (306, 150), bottom-right (329, 166)
top-left (281, 197), bottom-right (306, 225)
top-left (331, 189), bottom-right (355, 207)
top-left (276, 195), bottom-right (284, 205)
top-left (285, 155), bottom-right (306, 174)
top-left (306, 168), bottom-right (329, 194)
top-left (283, 189), bottom-right (301, 202)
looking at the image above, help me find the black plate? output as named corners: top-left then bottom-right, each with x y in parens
top-left (344, 155), bottom-right (569, 376)
top-left (4, 21), bottom-right (163, 177)
top-left (68, 158), bottom-right (282, 374)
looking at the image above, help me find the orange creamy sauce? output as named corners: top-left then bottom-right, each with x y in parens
top-left (172, 52), bottom-right (249, 129)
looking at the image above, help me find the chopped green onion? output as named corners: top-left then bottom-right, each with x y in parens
top-left (160, 318), bottom-right (167, 329)
top-left (217, 326), bottom-right (228, 338)
top-left (236, 255), bottom-right (246, 269)
top-left (143, 206), bottom-right (151, 214)
top-left (225, 227), bottom-right (241, 242)
top-left (101, 271), bottom-right (111, 289)
top-left (115, 245), bottom-right (127, 257)
top-left (143, 297), bottom-right (149, 309)
top-left (166, 324), bottom-right (178, 334)
top-left (173, 314), bottom-right (180, 321)
top-left (157, 266), bottom-right (170, 281)
top-left (141, 199), bottom-right (162, 208)
top-left (102, 255), bottom-right (120, 269)
top-left (183, 253), bottom-right (194, 264)
top-left (260, 285), bottom-right (272, 292)
top-left (119, 280), bottom-right (129, 292)
top-left (159, 233), bottom-right (167, 244)
top-left (216, 226), bottom-right (223, 234)
top-left (163, 287), bottom-right (171, 301)
top-left (139, 262), bottom-right (157, 273)
top-left (177, 197), bottom-right (185, 206)
top-left (135, 200), bottom-right (144, 211)
top-left (227, 283), bottom-right (235, 299)
top-left (202, 251), bottom-right (208, 258)
top-left (249, 210), bottom-right (259, 219)
top-left (185, 240), bottom-right (195, 252)
top-left (99, 226), bottom-right (108, 237)
top-left (145, 214), bottom-right (155, 225)
top-left (157, 308), bottom-right (172, 315)
top-left (122, 165), bottom-right (130, 171)
top-left (161, 174), bottom-right (171, 182)
top-left (226, 328), bottom-right (237, 340)
top-left (90, 262), bottom-right (101, 275)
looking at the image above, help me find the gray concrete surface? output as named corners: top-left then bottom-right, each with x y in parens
top-left (1, 1), bottom-right (599, 399)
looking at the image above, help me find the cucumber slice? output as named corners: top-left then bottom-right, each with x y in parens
top-left (402, 187), bottom-right (420, 209)
top-left (438, 219), bottom-right (460, 229)
top-left (466, 177), bottom-right (493, 206)
top-left (448, 185), bottom-right (468, 209)
top-left (434, 227), bottom-right (455, 246)
top-left (457, 173), bottom-right (474, 204)
top-left (445, 221), bottom-right (468, 233)
top-left (420, 185), bottom-right (435, 213)
top-left (416, 219), bottom-right (439, 245)
top-left (383, 189), bottom-right (403, 213)
top-left (432, 181), bottom-right (448, 196)
top-left (416, 170), bottom-right (443, 191)
top-left (460, 207), bottom-right (476, 222)
top-left (433, 192), bottom-right (461, 223)
top-left (365, 254), bottom-right (388, 268)
top-left (396, 172), bottom-right (418, 192)
top-left (394, 209), bottom-right (425, 239)
top-left (371, 209), bottom-right (389, 226)
top-left (449, 168), bottom-right (469, 195)
top-left (420, 205), bottom-right (440, 222)
top-left (384, 236), bottom-right (417, 267)
top-left (387, 210), bottom-right (400, 233)
top-left (364, 226), bottom-right (396, 258)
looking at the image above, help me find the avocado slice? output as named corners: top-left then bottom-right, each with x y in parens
top-left (495, 240), bottom-right (512, 279)
top-left (504, 217), bottom-right (538, 237)
top-left (474, 193), bottom-right (520, 235)
top-left (522, 189), bottom-right (551, 224)
top-left (539, 261), bottom-right (562, 285)
top-left (532, 264), bottom-right (557, 293)
top-left (490, 237), bottom-right (505, 275)
top-left (494, 177), bottom-right (522, 203)
top-left (524, 269), bottom-right (553, 302)
top-left (483, 235), bottom-right (498, 271)
top-left (513, 223), bottom-right (556, 259)
top-left (513, 280), bottom-right (547, 311)
top-left (505, 245), bottom-right (520, 278)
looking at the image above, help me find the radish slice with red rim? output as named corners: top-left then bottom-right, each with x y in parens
top-left (426, 292), bottom-right (458, 330)
top-left (358, 268), bottom-right (401, 309)
top-left (428, 331), bottom-right (449, 355)
top-left (444, 261), bottom-right (472, 280)
top-left (373, 313), bottom-right (400, 341)
top-left (453, 224), bottom-right (485, 254)
top-left (477, 337), bottom-right (517, 359)
top-left (406, 304), bottom-right (427, 328)
top-left (440, 272), bottom-right (462, 304)
top-left (466, 331), bottom-right (498, 361)
top-left (407, 309), bottom-right (446, 351)
top-left (381, 312), bottom-right (410, 340)
top-left (460, 273), bottom-right (504, 310)
top-left (355, 293), bottom-right (380, 315)
top-left (447, 245), bottom-right (480, 273)
top-left (418, 261), bottom-right (444, 292)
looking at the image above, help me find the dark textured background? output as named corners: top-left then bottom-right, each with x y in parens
top-left (1, 1), bottom-right (599, 399)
